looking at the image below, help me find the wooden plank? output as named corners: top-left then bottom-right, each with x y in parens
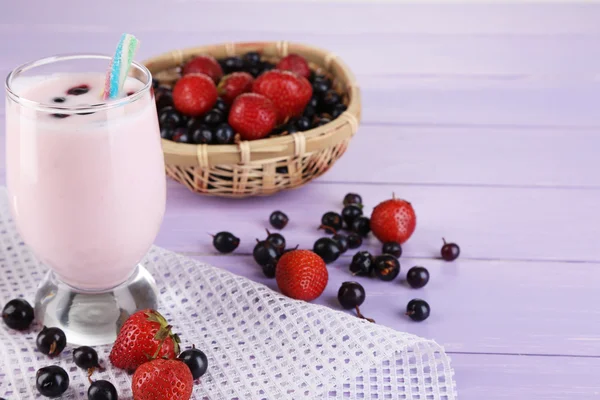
top-left (189, 255), bottom-right (600, 357)
top-left (2, 1), bottom-right (600, 35)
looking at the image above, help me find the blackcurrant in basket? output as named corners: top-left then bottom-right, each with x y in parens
top-left (349, 251), bottom-right (374, 276)
top-left (191, 124), bottom-right (213, 144)
top-left (214, 97), bottom-right (229, 114)
top-left (253, 240), bottom-right (280, 267)
top-left (406, 266), bottom-right (430, 289)
top-left (88, 380), bottom-right (118, 400)
top-left (314, 117), bottom-right (331, 127)
top-left (312, 76), bottom-right (331, 95)
top-left (214, 123), bottom-right (235, 144)
top-left (160, 126), bottom-right (174, 140)
top-left (337, 281), bottom-right (365, 309)
top-left (36, 365), bottom-right (69, 398)
top-left (332, 234), bottom-right (348, 253)
top-left (313, 237), bottom-right (342, 264)
top-left (243, 51), bottom-right (261, 66)
top-left (212, 232), bottom-right (240, 254)
top-left (152, 78), bottom-right (160, 89)
top-left (382, 242), bottom-right (402, 258)
top-left (346, 233), bottom-right (363, 249)
top-left (155, 92), bottom-right (173, 111)
top-left (158, 106), bottom-right (183, 128)
top-left (341, 205), bottom-right (362, 226)
top-left (36, 326), bottom-right (67, 357)
top-left (441, 239), bottom-right (460, 261)
top-left (265, 230), bottom-right (286, 253)
top-left (178, 347), bottom-right (209, 380)
top-left (73, 346), bottom-right (102, 371)
top-left (221, 56), bottom-right (245, 73)
top-left (321, 211), bottom-right (343, 232)
top-left (406, 299), bottom-right (430, 322)
top-left (260, 61), bottom-right (276, 73)
top-left (373, 255), bottom-right (400, 281)
top-left (343, 193), bottom-right (363, 207)
top-left (203, 109), bottom-right (224, 126)
top-left (285, 121), bottom-right (299, 134)
top-left (295, 116), bottom-right (311, 131)
top-left (269, 211), bottom-right (289, 229)
top-left (321, 89), bottom-right (341, 112)
top-left (303, 104), bottom-right (316, 118)
top-left (172, 127), bottom-right (191, 143)
top-left (331, 103), bottom-right (347, 118)
top-left (351, 217), bottom-right (371, 237)
top-left (2, 298), bottom-right (34, 331)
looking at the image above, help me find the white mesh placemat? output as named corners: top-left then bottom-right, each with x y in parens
top-left (0, 189), bottom-right (456, 399)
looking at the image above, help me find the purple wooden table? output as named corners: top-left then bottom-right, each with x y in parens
top-left (3, 1), bottom-right (600, 398)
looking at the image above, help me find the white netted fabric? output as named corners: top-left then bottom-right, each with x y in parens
top-left (0, 189), bottom-right (456, 399)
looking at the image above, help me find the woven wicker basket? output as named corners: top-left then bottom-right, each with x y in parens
top-left (143, 41), bottom-right (361, 198)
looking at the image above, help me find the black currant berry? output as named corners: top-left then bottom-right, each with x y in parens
top-left (346, 233), bottom-right (363, 249)
top-left (343, 193), bottom-right (363, 207)
top-left (203, 109), bottom-right (224, 126)
top-left (73, 346), bottom-right (101, 371)
top-left (337, 281), bottom-right (365, 309)
top-left (36, 326), bottom-right (67, 357)
top-left (332, 234), bottom-right (348, 253)
top-left (382, 242), bottom-right (402, 258)
top-left (265, 230), bottom-right (286, 253)
top-left (373, 255), bottom-right (400, 281)
top-left (349, 251), bottom-right (374, 276)
top-left (269, 211), bottom-right (289, 230)
top-left (262, 263), bottom-right (277, 279)
top-left (214, 123), bottom-right (235, 144)
top-left (178, 347), bottom-right (209, 380)
top-left (295, 116), bottom-right (311, 131)
top-left (158, 106), bottom-right (183, 128)
top-left (2, 298), bottom-right (34, 331)
top-left (441, 239), bottom-right (460, 261)
top-left (321, 211), bottom-right (343, 231)
top-left (243, 51), bottom-right (261, 66)
top-left (172, 127), bottom-right (191, 143)
top-left (212, 232), bottom-right (240, 254)
top-left (351, 217), bottom-right (371, 237)
top-left (341, 205), bottom-right (362, 226)
top-left (312, 76), bottom-right (331, 95)
top-left (406, 299), bottom-right (430, 322)
top-left (331, 103), bottom-right (347, 118)
top-left (253, 240), bottom-right (280, 267)
top-left (221, 56), bottom-right (245, 73)
top-left (214, 98), bottom-right (229, 114)
top-left (313, 237), bottom-right (341, 264)
top-left (88, 380), bottom-right (118, 400)
top-left (190, 124), bottom-right (213, 144)
top-left (406, 266), bottom-right (429, 289)
top-left (321, 89), bottom-right (341, 112)
top-left (36, 365), bottom-right (69, 397)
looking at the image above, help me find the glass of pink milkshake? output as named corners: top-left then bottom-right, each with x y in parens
top-left (5, 54), bottom-right (165, 345)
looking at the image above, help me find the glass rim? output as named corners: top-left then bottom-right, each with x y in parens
top-left (5, 53), bottom-right (153, 114)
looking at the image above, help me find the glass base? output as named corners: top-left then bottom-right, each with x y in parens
top-left (34, 265), bottom-right (158, 346)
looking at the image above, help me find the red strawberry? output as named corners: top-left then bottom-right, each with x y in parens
top-left (228, 93), bottom-right (277, 141)
top-left (172, 74), bottom-right (218, 116)
top-left (109, 309), bottom-right (180, 371)
top-left (132, 358), bottom-right (193, 400)
top-left (182, 55), bottom-right (223, 84)
top-left (370, 197), bottom-right (417, 244)
top-left (276, 250), bottom-right (328, 301)
top-left (218, 72), bottom-right (254, 104)
top-left (276, 54), bottom-right (311, 80)
top-left (252, 70), bottom-right (312, 122)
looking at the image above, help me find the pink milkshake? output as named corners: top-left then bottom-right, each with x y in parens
top-left (5, 54), bottom-right (164, 345)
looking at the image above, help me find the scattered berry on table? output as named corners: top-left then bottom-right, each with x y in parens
top-left (441, 239), bottom-right (460, 261)
top-left (349, 251), bottom-right (374, 276)
top-left (343, 193), bottom-right (363, 207)
top-left (269, 210), bottom-right (289, 229)
top-left (172, 73), bottom-right (218, 116)
top-left (313, 237), bottom-right (342, 264)
top-left (218, 72), bottom-right (254, 105)
top-left (331, 103), bottom-right (347, 118)
top-left (351, 216), bottom-right (371, 237)
top-left (109, 309), bottom-right (180, 371)
top-left (36, 365), bottom-right (69, 398)
top-left (73, 346), bottom-right (102, 372)
top-left (276, 250), bottom-right (328, 301)
top-left (406, 266), bottom-right (430, 289)
top-left (253, 240), bottom-right (280, 268)
top-left (332, 233), bottom-right (348, 253)
top-left (220, 56), bottom-right (245, 74)
top-left (190, 124), bottom-right (213, 144)
top-left (382, 241), bottom-right (402, 258)
top-left (276, 54), bottom-right (311, 80)
top-left (346, 233), bottom-right (363, 249)
top-left (178, 347), bottom-right (209, 380)
top-left (212, 231), bottom-right (240, 253)
top-left (265, 230), bottom-right (286, 253)
top-left (182, 55), bottom-right (224, 84)
top-left (406, 299), bottom-right (430, 322)
top-left (337, 281), bottom-right (365, 309)
top-left (252, 70), bottom-right (313, 122)
top-left (370, 196), bottom-right (416, 244)
top-left (203, 109), bottom-right (225, 126)
top-left (132, 358), bottom-right (193, 400)
top-left (36, 326), bottom-right (67, 357)
top-left (228, 93), bottom-right (277, 141)
top-left (172, 127), bottom-right (191, 143)
top-left (262, 263), bottom-right (277, 279)
top-left (213, 123), bottom-right (235, 144)
top-left (321, 211), bottom-right (343, 232)
top-left (88, 380), bottom-right (118, 400)
top-left (158, 107), bottom-right (183, 128)
top-left (373, 255), bottom-right (400, 281)
top-left (341, 205), bottom-right (363, 226)
top-left (2, 298), bottom-right (34, 331)
top-left (66, 84), bottom-right (90, 96)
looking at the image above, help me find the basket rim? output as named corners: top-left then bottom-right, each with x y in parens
top-left (143, 41), bottom-right (361, 167)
